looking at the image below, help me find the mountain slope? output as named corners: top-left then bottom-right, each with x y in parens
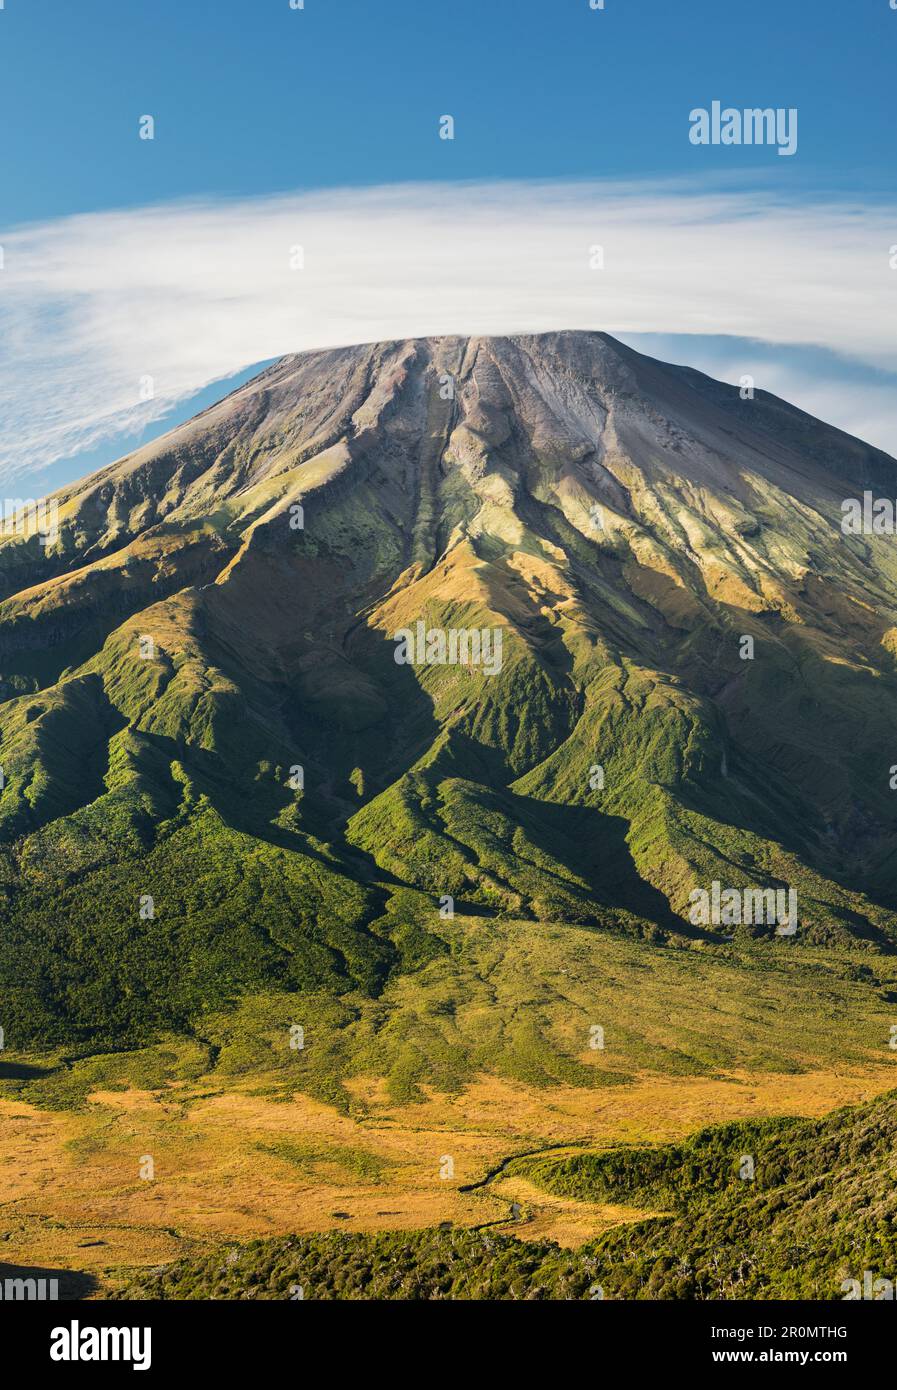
top-left (2, 331), bottom-right (897, 1047)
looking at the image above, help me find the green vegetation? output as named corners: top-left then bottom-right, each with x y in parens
top-left (118, 1087), bottom-right (897, 1300)
top-left (117, 1226), bottom-right (594, 1301)
top-left (1, 337), bottom-right (896, 1112)
top-left (254, 1140), bottom-right (390, 1183)
top-left (5, 923), bottom-right (892, 1118)
top-left (511, 1086), bottom-right (897, 1299)
top-left (5, 333), bottom-right (897, 1300)
top-left (0, 1034), bottom-right (210, 1110)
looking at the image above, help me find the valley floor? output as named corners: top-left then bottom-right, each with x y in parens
top-left (3, 926), bottom-right (896, 1296)
top-left (1, 1060), bottom-right (894, 1296)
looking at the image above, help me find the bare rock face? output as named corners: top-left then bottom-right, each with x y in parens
top-left (2, 331), bottom-right (897, 1043)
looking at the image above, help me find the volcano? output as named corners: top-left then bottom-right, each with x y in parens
top-left (2, 330), bottom-right (897, 1048)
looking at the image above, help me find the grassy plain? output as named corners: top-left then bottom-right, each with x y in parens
top-left (1, 919), bottom-right (894, 1293)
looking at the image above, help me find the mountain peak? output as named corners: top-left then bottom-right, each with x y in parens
top-left (3, 332), bottom-right (897, 1054)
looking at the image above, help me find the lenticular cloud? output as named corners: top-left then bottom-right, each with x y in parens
top-left (1, 177), bottom-right (895, 483)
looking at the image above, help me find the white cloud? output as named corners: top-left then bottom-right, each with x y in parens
top-left (1, 177), bottom-right (896, 484)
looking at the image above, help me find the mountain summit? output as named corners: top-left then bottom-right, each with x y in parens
top-left (2, 331), bottom-right (897, 1046)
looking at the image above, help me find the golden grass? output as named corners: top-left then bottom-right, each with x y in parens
top-left (489, 1176), bottom-right (659, 1248)
top-left (1, 1060), bottom-right (894, 1292)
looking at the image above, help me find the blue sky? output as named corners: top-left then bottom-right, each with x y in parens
top-left (1, 0), bottom-right (896, 494)
top-left (3, 0), bottom-right (894, 222)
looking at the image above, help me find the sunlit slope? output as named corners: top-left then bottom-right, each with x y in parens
top-left (2, 331), bottom-right (897, 1044)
